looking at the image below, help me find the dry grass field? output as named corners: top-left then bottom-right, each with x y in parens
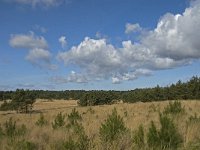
top-left (0, 99), bottom-right (200, 149)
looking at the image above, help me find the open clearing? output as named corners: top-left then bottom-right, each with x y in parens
top-left (0, 100), bottom-right (200, 149)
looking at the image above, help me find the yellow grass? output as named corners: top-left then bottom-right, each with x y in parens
top-left (0, 99), bottom-right (200, 149)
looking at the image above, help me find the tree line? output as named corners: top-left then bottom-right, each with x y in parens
top-left (0, 76), bottom-right (200, 107)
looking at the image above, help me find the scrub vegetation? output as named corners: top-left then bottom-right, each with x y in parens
top-left (0, 76), bottom-right (200, 149)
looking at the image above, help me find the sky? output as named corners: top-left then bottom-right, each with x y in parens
top-left (0, 0), bottom-right (200, 91)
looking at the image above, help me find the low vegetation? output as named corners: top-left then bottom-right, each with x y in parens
top-left (99, 108), bottom-right (127, 143)
top-left (0, 100), bottom-right (199, 149)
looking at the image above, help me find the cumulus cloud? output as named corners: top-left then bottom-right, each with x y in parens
top-left (142, 1), bottom-right (200, 60)
top-left (51, 71), bottom-right (88, 84)
top-left (112, 77), bottom-right (121, 84)
top-left (9, 32), bottom-right (56, 70)
top-left (6, 0), bottom-right (66, 8)
top-left (26, 48), bottom-right (56, 69)
top-left (26, 48), bottom-right (51, 62)
top-left (112, 69), bottom-right (152, 84)
top-left (57, 0), bottom-right (200, 84)
top-left (9, 32), bottom-right (48, 49)
top-left (57, 37), bottom-right (154, 83)
top-left (67, 71), bottom-right (88, 83)
top-left (125, 23), bottom-right (142, 34)
top-left (58, 36), bottom-right (67, 48)
top-left (57, 37), bottom-right (123, 80)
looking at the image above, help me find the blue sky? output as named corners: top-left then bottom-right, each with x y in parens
top-left (0, 0), bottom-right (200, 91)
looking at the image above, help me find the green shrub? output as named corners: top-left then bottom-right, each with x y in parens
top-left (4, 117), bottom-right (17, 138)
top-left (163, 101), bottom-right (185, 115)
top-left (147, 121), bottom-right (159, 149)
top-left (0, 101), bottom-right (13, 111)
top-left (147, 114), bottom-right (183, 149)
top-left (35, 113), bottom-right (48, 127)
top-left (159, 114), bottom-right (183, 149)
top-left (63, 138), bottom-right (79, 150)
top-left (52, 112), bottom-right (65, 129)
top-left (77, 134), bottom-right (90, 150)
top-left (15, 140), bottom-right (37, 150)
top-left (65, 108), bottom-right (89, 149)
top-left (3, 118), bottom-right (27, 140)
top-left (99, 108), bottom-right (127, 142)
top-left (16, 124), bottom-right (27, 137)
top-left (65, 122), bottom-right (90, 150)
top-left (67, 108), bottom-right (82, 125)
top-left (133, 124), bottom-right (145, 148)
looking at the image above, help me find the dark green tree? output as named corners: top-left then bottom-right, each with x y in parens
top-left (12, 89), bottom-right (36, 113)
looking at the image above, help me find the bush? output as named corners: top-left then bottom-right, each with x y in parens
top-left (68, 125), bottom-right (90, 150)
top-left (147, 114), bottom-right (183, 149)
top-left (4, 118), bottom-right (17, 138)
top-left (163, 101), bottom-right (185, 115)
top-left (15, 140), bottom-right (37, 150)
top-left (133, 124), bottom-right (145, 148)
top-left (52, 112), bottom-right (65, 129)
top-left (16, 124), bottom-right (27, 137)
top-left (63, 138), bottom-right (79, 150)
top-left (66, 108), bottom-right (89, 150)
top-left (99, 108), bottom-right (127, 142)
top-left (65, 121), bottom-right (90, 150)
top-left (35, 113), bottom-right (48, 127)
top-left (147, 121), bottom-right (159, 148)
top-left (67, 108), bottom-right (82, 125)
top-left (77, 134), bottom-right (90, 150)
top-left (63, 135), bottom-right (89, 150)
top-left (0, 101), bottom-right (13, 111)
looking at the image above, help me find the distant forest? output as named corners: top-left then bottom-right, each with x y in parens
top-left (0, 76), bottom-right (200, 106)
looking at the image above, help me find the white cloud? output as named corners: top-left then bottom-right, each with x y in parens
top-left (25, 48), bottom-right (56, 69)
top-left (67, 71), bottom-right (88, 83)
top-left (9, 32), bottom-right (56, 70)
top-left (6, 0), bottom-right (66, 8)
top-left (26, 48), bottom-right (51, 62)
top-left (57, 0), bottom-right (200, 84)
top-left (142, 1), bottom-right (200, 60)
top-left (112, 69), bottom-right (152, 84)
top-left (125, 23), bottom-right (141, 34)
top-left (68, 0), bottom-right (200, 83)
top-left (58, 36), bottom-right (67, 48)
top-left (51, 71), bottom-right (88, 84)
top-left (57, 37), bottom-right (123, 80)
top-left (57, 36), bottom-right (187, 83)
top-left (57, 37), bottom-right (156, 83)
top-left (9, 32), bottom-right (48, 49)
top-left (112, 77), bottom-right (121, 84)
top-left (120, 40), bottom-right (185, 70)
